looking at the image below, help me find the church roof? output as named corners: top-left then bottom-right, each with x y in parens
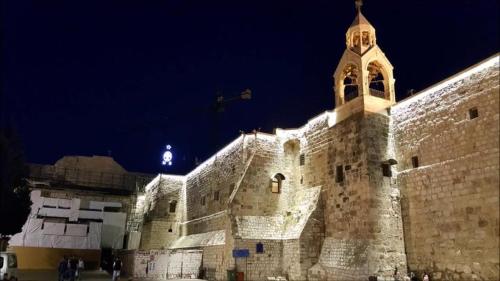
top-left (350, 11), bottom-right (372, 28)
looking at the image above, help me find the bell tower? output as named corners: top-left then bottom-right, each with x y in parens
top-left (333, 0), bottom-right (395, 117)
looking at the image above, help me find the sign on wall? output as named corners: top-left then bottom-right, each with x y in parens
top-left (232, 249), bottom-right (250, 258)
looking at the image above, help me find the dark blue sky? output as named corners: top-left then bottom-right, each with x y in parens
top-left (1, 0), bottom-right (498, 174)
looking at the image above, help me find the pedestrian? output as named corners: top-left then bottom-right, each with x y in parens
top-left (423, 272), bottom-right (430, 281)
top-left (77, 257), bottom-right (85, 280)
top-left (112, 257), bottom-right (122, 281)
top-left (58, 256), bottom-right (68, 281)
top-left (69, 257), bottom-right (78, 281)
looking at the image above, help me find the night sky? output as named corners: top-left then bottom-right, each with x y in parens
top-left (1, 0), bottom-right (498, 175)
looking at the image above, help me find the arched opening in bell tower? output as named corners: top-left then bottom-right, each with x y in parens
top-left (367, 61), bottom-right (388, 100)
top-left (342, 64), bottom-right (359, 102)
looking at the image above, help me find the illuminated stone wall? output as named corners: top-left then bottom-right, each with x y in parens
top-left (139, 175), bottom-right (185, 250)
top-left (392, 57), bottom-right (499, 281)
top-left (135, 56), bottom-right (499, 281)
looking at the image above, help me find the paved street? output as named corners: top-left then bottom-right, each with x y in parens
top-left (18, 270), bottom-right (205, 281)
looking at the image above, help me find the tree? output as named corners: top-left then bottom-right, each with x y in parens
top-left (0, 127), bottom-right (31, 237)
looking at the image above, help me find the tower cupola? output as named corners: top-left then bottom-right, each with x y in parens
top-left (346, 0), bottom-right (376, 55)
top-left (333, 0), bottom-right (396, 117)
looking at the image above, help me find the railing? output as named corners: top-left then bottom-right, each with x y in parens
top-left (344, 88), bottom-right (359, 102)
top-left (369, 88), bottom-right (386, 99)
top-left (28, 164), bottom-right (153, 193)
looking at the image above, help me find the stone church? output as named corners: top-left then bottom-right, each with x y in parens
top-left (131, 3), bottom-right (499, 280)
top-left (121, 3), bottom-right (499, 281)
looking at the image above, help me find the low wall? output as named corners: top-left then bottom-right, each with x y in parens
top-left (118, 249), bottom-right (202, 279)
top-left (10, 246), bottom-right (101, 270)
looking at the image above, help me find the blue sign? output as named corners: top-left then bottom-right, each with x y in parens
top-left (232, 249), bottom-right (250, 258)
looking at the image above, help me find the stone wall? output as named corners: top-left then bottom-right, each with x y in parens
top-left (392, 57), bottom-right (499, 280)
top-left (118, 249), bottom-right (202, 279)
top-left (140, 175), bottom-right (184, 250)
top-left (233, 239), bottom-right (284, 281)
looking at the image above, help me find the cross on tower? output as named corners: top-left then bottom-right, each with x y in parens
top-left (355, 0), bottom-right (363, 12)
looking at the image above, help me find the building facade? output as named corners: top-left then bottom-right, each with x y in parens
top-left (129, 5), bottom-right (499, 281)
top-left (9, 155), bottom-right (154, 269)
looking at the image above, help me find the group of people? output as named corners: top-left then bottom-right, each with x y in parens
top-left (57, 256), bottom-right (84, 281)
top-left (396, 271), bottom-right (430, 281)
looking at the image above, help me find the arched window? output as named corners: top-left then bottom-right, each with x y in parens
top-left (342, 64), bottom-right (359, 102)
top-left (362, 31), bottom-right (370, 46)
top-left (271, 173), bottom-right (285, 193)
top-left (352, 32), bottom-right (360, 49)
top-left (169, 200), bottom-right (177, 213)
top-left (367, 62), bottom-right (388, 100)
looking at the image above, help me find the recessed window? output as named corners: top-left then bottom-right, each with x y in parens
top-left (336, 165), bottom-right (344, 183)
top-left (271, 173), bottom-right (285, 193)
top-left (213, 191), bottom-right (220, 201)
top-left (382, 163), bottom-right (392, 177)
top-left (169, 200), bottom-right (177, 213)
top-left (256, 242), bottom-right (264, 253)
top-left (201, 196), bottom-right (206, 206)
top-left (300, 154), bottom-right (305, 166)
top-left (411, 156), bottom-right (419, 168)
top-left (345, 165), bottom-right (351, 171)
top-left (469, 107), bottom-right (479, 119)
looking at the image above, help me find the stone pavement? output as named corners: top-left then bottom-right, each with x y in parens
top-left (18, 270), bottom-right (205, 281)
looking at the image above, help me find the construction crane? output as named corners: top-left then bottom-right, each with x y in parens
top-left (211, 89), bottom-right (252, 149)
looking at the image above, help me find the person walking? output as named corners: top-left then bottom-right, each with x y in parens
top-left (112, 257), bottom-right (122, 281)
top-left (69, 257), bottom-right (78, 281)
top-left (77, 258), bottom-right (85, 280)
top-left (58, 257), bottom-right (68, 281)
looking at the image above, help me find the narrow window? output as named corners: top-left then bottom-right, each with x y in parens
top-left (201, 196), bottom-right (206, 206)
top-left (469, 107), bottom-right (479, 119)
top-left (382, 163), bottom-right (392, 177)
top-left (169, 200), bottom-right (177, 213)
top-left (300, 154), bottom-right (305, 166)
top-left (214, 191), bottom-right (220, 201)
top-left (411, 156), bottom-right (419, 168)
top-left (336, 165), bottom-right (344, 183)
top-left (271, 173), bottom-right (285, 193)
top-left (256, 242), bottom-right (264, 253)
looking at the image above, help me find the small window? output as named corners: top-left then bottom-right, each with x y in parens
top-left (300, 154), bottom-right (305, 166)
top-left (271, 173), bottom-right (286, 193)
top-left (469, 107), bottom-right (479, 119)
top-left (336, 165), bottom-right (344, 183)
top-left (256, 242), bottom-right (264, 253)
top-left (411, 156), bottom-right (419, 168)
top-left (213, 191), bottom-right (220, 201)
top-left (345, 165), bottom-right (351, 171)
top-left (0, 257), bottom-right (4, 268)
top-left (201, 196), bottom-right (206, 206)
top-left (382, 163), bottom-right (392, 177)
top-left (169, 200), bottom-right (177, 213)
